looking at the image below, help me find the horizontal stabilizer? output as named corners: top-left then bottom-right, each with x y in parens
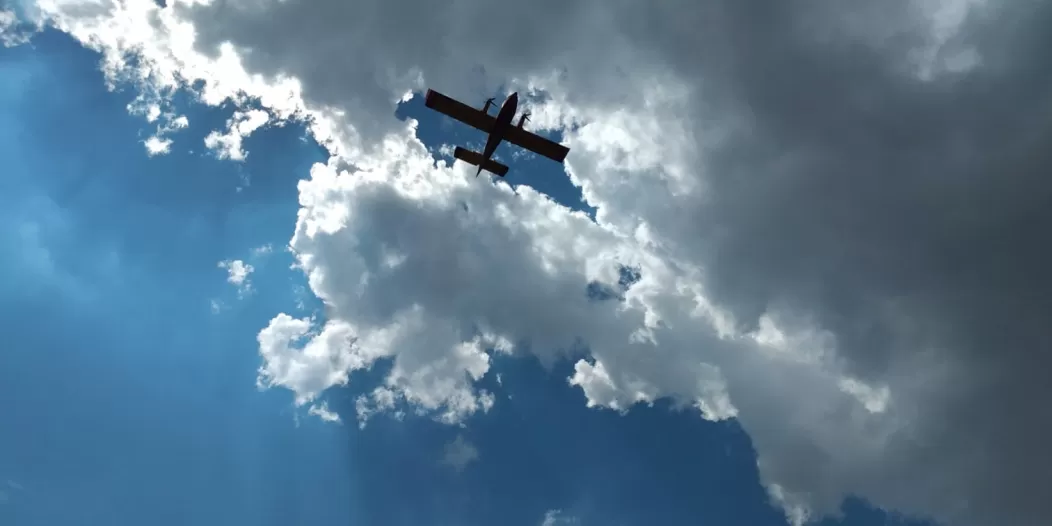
top-left (453, 146), bottom-right (509, 177)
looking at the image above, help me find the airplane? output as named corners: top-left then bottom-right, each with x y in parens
top-left (424, 89), bottom-right (570, 178)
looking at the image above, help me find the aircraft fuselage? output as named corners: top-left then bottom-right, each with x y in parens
top-left (477, 92), bottom-right (518, 177)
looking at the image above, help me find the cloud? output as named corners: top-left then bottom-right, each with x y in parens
top-left (141, 109), bottom-right (188, 156)
top-left (0, 479), bottom-right (24, 505)
top-left (307, 401), bottom-right (341, 423)
top-left (353, 386), bottom-right (405, 429)
top-left (22, 0), bottom-right (1052, 525)
top-left (251, 243), bottom-right (273, 257)
top-left (212, 247), bottom-right (271, 307)
top-left (218, 258), bottom-right (253, 297)
top-left (0, 9), bottom-right (36, 47)
top-left (204, 109), bottom-right (270, 161)
top-left (441, 434), bottom-right (479, 473)
top-left (540, 510), bottom-right (578, 526)
top-left (143, 135), bottom-right (173, 156)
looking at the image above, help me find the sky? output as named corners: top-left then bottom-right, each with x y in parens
top-left (2, 1), bottom-right (1051, 526)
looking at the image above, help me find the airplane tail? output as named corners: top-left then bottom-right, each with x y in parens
top-left (453, 146), bottom-right (509, 177)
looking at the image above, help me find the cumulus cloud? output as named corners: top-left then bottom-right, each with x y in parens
top-left (354, 386), bottom-right (404, 428)
top-left (307, 401), bottom-right (341, 423)
top-left (141, 108), bottom-right (188, 156)
top-left (204, 109), bottom-right (270, 161)
top-left (22, 0), bottom-right (1052, 525)
top-left (0, 9), bottom-right (36, 47)
top-left (218, 258), bottom-right (253, 296)
top-left (143, 135), bottom-right (173, 156)
top-left (541, 509), bottom-right (579, 526)
top-left (251, 243), bottom-right (273, 257)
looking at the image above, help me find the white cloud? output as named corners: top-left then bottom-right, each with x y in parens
top-left (307, 401), bottom-right (341, 423)
top-left (541, 509), bottom-right (578, 526)
top-left (0, 9), bottom-right (36, 47)
top-left (435, 143), bottom-right (455, 158)
top-left (143, 135), bottom-right (173, 156)
top-left (251, 243), bottom-right (273, 257)
top-left (204, 109), bottom-right (270, 161)
top-left (137, 102), bottom-right (188, 156)
top-left (441, 434), bottom-right (479, 473)
top-left (354, 386), bottom-right (405, 429)
top-left (218, 258), bottom-right (254, 297)
top-left (22, 0), bottom-right (1052, 525)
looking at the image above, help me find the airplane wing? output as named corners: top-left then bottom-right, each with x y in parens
top-left (424, 89), bottom-right (495, 133)
top-left (503, 126), bottom-right (570, 163)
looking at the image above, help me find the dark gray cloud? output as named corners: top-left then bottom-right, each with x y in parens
top-left (689, 4), bottom-right (1052, 524)
top-left (598, 2), bottom-right (1052, 524)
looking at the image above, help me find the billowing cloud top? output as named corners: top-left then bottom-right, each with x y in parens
top-left (19, 0), bottom-right (1052, 524)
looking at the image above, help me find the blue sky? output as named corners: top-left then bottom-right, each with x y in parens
top-left (0, 26), bottom-right (940, 526)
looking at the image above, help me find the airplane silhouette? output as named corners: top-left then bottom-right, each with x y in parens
top-left (424, 89), bottom-right (569, 178)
